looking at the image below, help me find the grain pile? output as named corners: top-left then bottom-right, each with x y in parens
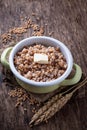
top-left (14, 44), bottom-right (67, 82)
top-left (8, 87), bottom-right (39, 108)
top-left (1, 18), bottom-right (44, 45)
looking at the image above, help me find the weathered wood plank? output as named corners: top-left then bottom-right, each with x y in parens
top-left (0, 0), bottom-right (87, 130)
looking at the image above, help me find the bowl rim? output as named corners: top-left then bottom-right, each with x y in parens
top-left (9, 36), bottom-right (73, 87)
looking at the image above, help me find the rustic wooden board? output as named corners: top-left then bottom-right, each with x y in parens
top-left (0, 0), bottom-right (87, 130)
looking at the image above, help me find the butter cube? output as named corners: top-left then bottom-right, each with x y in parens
top-left (34, 53), bottom-right (48, 64)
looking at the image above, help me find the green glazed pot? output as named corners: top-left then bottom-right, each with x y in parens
top-left (0, 36), bottom-right (82, 93)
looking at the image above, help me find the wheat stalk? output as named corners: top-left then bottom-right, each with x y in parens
top-left (29, 77), bottom-right (87, 126)
top-left (29, 94), bottom-right (61, 124)
top-left (34, 93), bottom-right (73, 125)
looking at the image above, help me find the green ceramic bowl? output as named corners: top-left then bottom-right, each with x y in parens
top-left (0, 36), bottom-right (82, 93)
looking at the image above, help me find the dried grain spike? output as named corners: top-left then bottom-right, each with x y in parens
top-left (29, 94), bottom-right (61, 125)
top-left (32, 93), bottom-right (73, 126)
top-left (30, 77), bottom-right (87, 126)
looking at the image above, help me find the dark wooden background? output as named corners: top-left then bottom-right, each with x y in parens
top-left (0, 0), bottom-right (87, 130)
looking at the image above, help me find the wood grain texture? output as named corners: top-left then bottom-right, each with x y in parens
top-left (0, 0), bottom-right (87, 130)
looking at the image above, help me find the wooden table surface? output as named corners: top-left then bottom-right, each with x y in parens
top-left (0, 0), bottom-right (87, 130)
